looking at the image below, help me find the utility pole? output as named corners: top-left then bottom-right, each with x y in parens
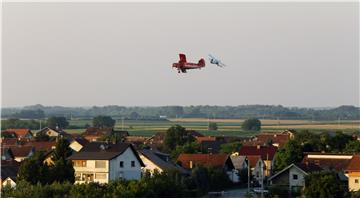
top-left (247, 158), bottom-right (250, 193)
top-left (122, 117), bottom-right (124, 131)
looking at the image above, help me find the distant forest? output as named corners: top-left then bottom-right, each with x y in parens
top-left (1, 104), bottom-right (359, 120)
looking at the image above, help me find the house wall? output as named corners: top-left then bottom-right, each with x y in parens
top-left (69, 141), bottom-right (83, 152)
top-left (2, 178), bottom-right (16, 189)
top-left (271, 170), bottom-right (289, 186)
top-left (348, 172), bottom-right (360, 191)
top-left (73, 160), bottom-right (109, 184)
top-left (46, 129), bottom-right (60, 137)
top-left (109, 147), bottom-right (142, 181)
top-left (139, 154), bottom-right (163, 174)
top-left (289, 167), bottom-right (306, 187)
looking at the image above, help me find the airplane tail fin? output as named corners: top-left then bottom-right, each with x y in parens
top-left (179, 54), bottom-right (187, 63)
top-left (198, 58), bottom-right (206, 67)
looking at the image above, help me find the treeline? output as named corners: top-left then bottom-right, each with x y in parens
top-left (2, 104), bottom-right (359, 120)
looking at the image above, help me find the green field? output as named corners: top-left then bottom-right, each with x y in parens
top-left (61, 119), bottom-right (359, 137)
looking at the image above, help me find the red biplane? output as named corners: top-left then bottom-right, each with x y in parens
top-left (172, 54), bottom-right (205, 73)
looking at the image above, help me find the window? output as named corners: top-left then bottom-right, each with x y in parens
top-left (120, 161), bottom-right (124, 168)
top-left (355, 179), bottom-right (359, 184)
top-left (293, 174), bottom-right (298, 180)
top-left (95, 160), bottom-right (106, 168)
top-left (95, 173), bottom-right (106, 180)
top-left (131, 161), bottom-right (135, 167)
top-left (74, 160), bottom-right (86, 167)
top-left (75, 173), bottom-right (81, 181)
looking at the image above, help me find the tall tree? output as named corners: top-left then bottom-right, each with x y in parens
top-left (241, 118), bottom-right (261, 131)
top-left (274, 139), bottom-right (303, 172)
top-left (164, 125), bottom-right (192, 151)
top-left (47, 116), bottom-right (69, 129)
top-left (304, 171), bottom-right (346, 198)
top-left (50, 138), bottom-right (75, 183)
top-left (17, 151), bottom-right (50, 184)
top-left (92, 115), bottom-right (116, 128)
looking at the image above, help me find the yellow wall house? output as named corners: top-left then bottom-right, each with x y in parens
top-left (68, 142), bottom-right (145, 184)
top-left (346, 155), bottom-right (360, 192)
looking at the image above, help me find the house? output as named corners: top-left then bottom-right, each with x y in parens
top-left (81, 127), bottom-right (128, 142)
top-left (195, 136), bottom-right (216, 143)
top-left (2, 128), bottom-right (33, 139)
top-left (145, 132), bottom-right (166, 149)
top-left (37, 127), bottom-right (71, 138)
top-left (246, 155), bottom-right (265, 183)
top-left (1, 147), bottom-right (14, 161)
top-left (242, 133), bottom-right (290, 148)
top-left (68, 142), bottom-right (145, 184)
top-left (176, 153), bottom-right (237, 182)
top-left (124, 136), bottom-right (147, 148)
top-left (302, 153), bottom-right (353, 182)
top-left (69, 137), bottom-right (89, 152)
top-left (302, 153), bottom-right (353, 172)
top-left (1, 160), bottom-right (20, 190)
top-left (4, 146), bottom-right (35, 162)
top-left (200, 140), bottom-right (224, 154)
top-left (345, 155), bottom-right (360, 191)
top-left (268, 163), bottom-right (322, 195)
top-left (229, 155), bottom-right (248, 183)
top-left (238, 145), bottom-right (277, 177)
top-left (139, 149), bottom-right (187, 175)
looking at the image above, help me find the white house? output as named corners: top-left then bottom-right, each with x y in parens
top-left (268, 163), bottom-right (322, 194)
top-left (68, 142), bottom-right (145, 184)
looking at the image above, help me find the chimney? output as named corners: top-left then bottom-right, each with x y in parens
top-left (189, 161), bottom-right (193, 169)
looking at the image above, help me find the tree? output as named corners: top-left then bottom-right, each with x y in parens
top-left (220, 142), bottom-right (242, 154)
top-left (164, 125), bottom-right (193, 151)
top-left (329, 131), bottom-right (353, 152)
top-left (17, 151), bottom-right (50, 184)
top-left (304, 171), bottom-right (346, 198)
top-left (208, 122), bottom-right (218, 130)
top-left (47, 116), bottom-right (69, 129)
top-left (241, 118), bottom-right (261, 131)
top-left (344, 140), bottom-right (360, 154)
top-left (171, 142), bottom-right (201, 159)
top-left (274, 139), bottom-right (303, 172)
top-left (50, 138), bottom-right (75, 183)
top-left (35, 132), bottom-right (50, 141)
top-left (92, 115), bottom-right (116, 128)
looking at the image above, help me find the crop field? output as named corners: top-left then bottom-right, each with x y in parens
top-left (64, 118), bottom-right (359, 137)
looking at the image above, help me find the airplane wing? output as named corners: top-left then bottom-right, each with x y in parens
top-left (208, 54), bottom-right (216, 59)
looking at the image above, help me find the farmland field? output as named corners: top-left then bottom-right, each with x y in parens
top-left (62, 118), bottom-right (360, 137)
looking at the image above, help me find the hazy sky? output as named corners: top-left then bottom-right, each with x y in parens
top-left (2, 2), bottom-right (359, 107)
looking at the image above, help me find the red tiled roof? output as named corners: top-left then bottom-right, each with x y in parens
top-left (242, 133), bottom-right (289, 148)
top-left (4, 146), bottom-right (34, 157)
top-left (302, 155), bottom-right (352, 172)
top-left (4, 128), bottom-right (32, 138)
top-left (177, 154), bottom-right (230, 169)
top-left (24, 141), bottom-right (56, 152)
top-left (239, 146), bottom-right (277, 160)
top-left (246, 155), bottom-right (262, 168)
top-left (195, 136), bottom-right (216, 143)
top-left (1, 138), bottom-right (18, 146)
top-left (346, 155), bottom-right (360, 172)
